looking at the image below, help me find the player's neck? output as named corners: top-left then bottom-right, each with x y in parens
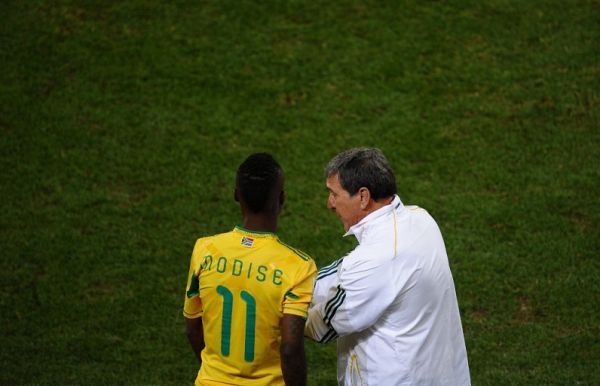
top-left (241, 214), bottom-right (278, 234)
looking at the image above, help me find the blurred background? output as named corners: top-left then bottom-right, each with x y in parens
top-left (1, 0), bottom-right (598, 384)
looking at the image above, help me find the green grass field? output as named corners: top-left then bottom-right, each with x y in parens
top-left (1, 0), bottom-right (598, 384)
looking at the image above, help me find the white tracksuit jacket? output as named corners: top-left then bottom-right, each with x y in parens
top-left (306, 195), bottom-right (470, 386)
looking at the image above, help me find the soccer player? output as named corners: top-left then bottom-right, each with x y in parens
top-left (305, 148), bottom-right (470, 385)
top-left (183, 153), bottom-right (317, 386)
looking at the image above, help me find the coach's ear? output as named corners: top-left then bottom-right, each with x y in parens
top-left (234, 188), bottom-right (240, 202)
top-left (358, 187), bottom-right (371, 210)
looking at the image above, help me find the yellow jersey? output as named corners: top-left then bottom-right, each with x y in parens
top-left (183, 226), bottom-right (317, 386)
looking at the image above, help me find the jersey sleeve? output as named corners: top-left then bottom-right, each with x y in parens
top-left (282, 258), bottom-right (317, 319)
top-left (183, 239), bottom-right (204, 319)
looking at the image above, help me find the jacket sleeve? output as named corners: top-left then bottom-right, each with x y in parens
top-left (307, 248), bottom-right (398, 338)
top-left (332, 251), bottom-right (397, 334)
top-left (305, 258), bottom-right (343, 343)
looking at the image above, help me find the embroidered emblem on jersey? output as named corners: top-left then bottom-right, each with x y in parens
top-left (241, 236), bottom-right (254, 247)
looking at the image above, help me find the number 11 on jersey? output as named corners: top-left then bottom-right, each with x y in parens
top-left (216, 285), bottom-right (256, 362)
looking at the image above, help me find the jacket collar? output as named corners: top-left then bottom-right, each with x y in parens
top-left (344, 195), bottom-right (403, 243)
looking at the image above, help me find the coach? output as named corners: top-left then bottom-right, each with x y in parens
top-left (305, 148), bottom-right (470, 385)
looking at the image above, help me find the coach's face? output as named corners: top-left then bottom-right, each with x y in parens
top-left (326, 174), bottom-right (363, 232)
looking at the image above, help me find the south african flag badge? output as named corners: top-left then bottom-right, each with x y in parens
top-left (241, 236), bottom-right (254, 247)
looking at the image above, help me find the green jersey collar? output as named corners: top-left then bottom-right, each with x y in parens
top-left (234, 225), bottom-right (277, 237)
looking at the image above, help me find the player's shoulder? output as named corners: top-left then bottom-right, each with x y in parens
top-left (192, 230), bottom-right (231, 250)
top-left (274, 238), bottom-right (314, 263)
top-left (193, 234), bottom-right (215, 247)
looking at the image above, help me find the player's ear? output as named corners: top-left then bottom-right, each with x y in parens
top-left (279, 190), bottom-right (285, 207)
top-left (359, 187), bottom-right (370, 210)
top-left (234, 188), bottom-right (240, 202)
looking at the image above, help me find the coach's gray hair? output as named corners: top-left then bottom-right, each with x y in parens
top-left (325, 148), bottom-right (397, 200)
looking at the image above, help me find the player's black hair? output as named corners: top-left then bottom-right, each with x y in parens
top-left (236, 153), bottom-right (282, 213)
top-left (325, 148), bottom-right (397, 200)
